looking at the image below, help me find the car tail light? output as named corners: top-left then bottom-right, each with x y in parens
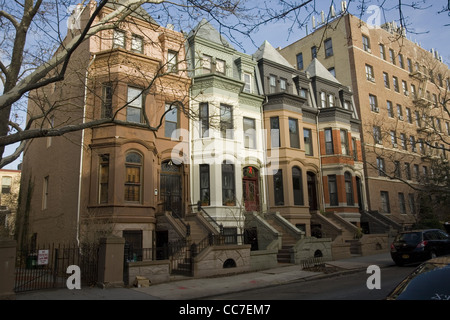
top-left (416, 240), bottom-right (428, 248)
top-left (390, 243), bottom-right (396, 252)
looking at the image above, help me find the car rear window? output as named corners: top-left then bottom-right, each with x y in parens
top-left (395, 232), bottom-right (422, 244)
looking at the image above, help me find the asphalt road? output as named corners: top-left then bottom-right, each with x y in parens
top-left (210, 265), bottom-right (416, 300)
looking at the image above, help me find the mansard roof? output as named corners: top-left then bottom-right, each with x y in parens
top-left (253, 40), bottom-right (294, 69)
top-left (188, 18), bottom-right (233, 49)
top-left (306, 58), bottom-right (341, 85)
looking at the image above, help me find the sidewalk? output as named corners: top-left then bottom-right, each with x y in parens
top-left (14, 252), bottom-right (394, 300)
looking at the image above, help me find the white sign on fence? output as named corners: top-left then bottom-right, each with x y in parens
top-left (37, 249), bottom-right (49, 265)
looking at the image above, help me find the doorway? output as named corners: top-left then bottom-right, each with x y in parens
top-left (160, 161), bottom-right (183, 217)
top-left (242, 166), bottom-right (260, 212)
top-left (307, 172), bottom-right (318, 211)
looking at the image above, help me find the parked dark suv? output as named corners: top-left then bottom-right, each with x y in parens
top-left (390, 229), bottom-right (450, 266)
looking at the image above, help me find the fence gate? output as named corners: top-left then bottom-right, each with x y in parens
top-left (14, 243), bottom-right (99, 292)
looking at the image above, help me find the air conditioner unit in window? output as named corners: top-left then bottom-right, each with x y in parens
top-left (393, 143), bottom-right (398, 148)
top-left (399, 115), bottom-right (404, 121)
top-left (413, 147), bottom-right (417, 152)
top-left (374, 107), bottom-right (380, 112)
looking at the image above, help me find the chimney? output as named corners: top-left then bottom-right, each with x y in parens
top-left (312, 16), bottom-right (316, 29)
top-left (330, 5), bottom-right (336, 17)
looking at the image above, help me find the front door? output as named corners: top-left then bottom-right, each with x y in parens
top-left (160, 161), bottom-right (183, 217)
top-left (307, 172), bottom-right (318, 211)
top-left (243, 166), bottom-right (260, 212)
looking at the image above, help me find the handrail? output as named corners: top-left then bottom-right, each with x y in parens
top-left (196, 201), bottom-right (223, 234)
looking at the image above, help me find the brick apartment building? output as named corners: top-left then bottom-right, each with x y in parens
top-left (279, 9), bottom-right (450, 230)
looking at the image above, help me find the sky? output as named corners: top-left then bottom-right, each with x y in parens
top-left (234, 0), bottom-right (450, 65)
top-left (2, 0), bottom-right (449, 170)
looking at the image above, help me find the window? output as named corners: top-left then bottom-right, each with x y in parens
top-left (408, 194), bottom-right (416, 214)
top-left (379, 44), bottom-right (386, 59)
top-left (345, 172), bottom-right (354, 205)
top-left (273, 169), bottom-right (284, 205)
top-left (410, 84), bottom-right (416, 99)
top-left (436, 118), bottom-right (442, 132)
top-left (43, 176), bottom-right (49, 210)
top-left (202, 55), bottom-right (212, 73)
top-left (127, 87), bottom-right (143, 123)
top-left (377, 157), bottom-right (386, 176)
top-left (328, 175), bottom-right (338, 206)
top-left (398, 193), bottom-right (406, 214)
top-left (216, 59), bottom-right (225, 74)
top-left (125, 152), bottom-right (142, 202)
top-left (404, 162), bottom-right (411, 180)
top-left (199, 164), bottom-right (210, 205)
top-left (447, 122), bottom-right (450, 135)
top-left (393, 76), bottom-right (399, 92)
top-left (413, 164), bottom-right (419, 180)
top-left (383, 72), bottom-right (390, 88)
top-left (325, 38), bottom-right (333, 57)
top-left (402, 80), bottom-right (408, 96)
top-left (289, 118), bottom-right (300, 149)
top-left (328, 93), bottom-right (335, 107)
top-left (99, 155), bottom-right (109, 204)
top-left (222, 162), bottom-right (235, 205)
top-left (398, 54), bottom-right (404, 69)
top-left (407, 58), bottom-right (412, 72)
top-left (269, 75), bottom-right (276, 93)
top-left (415, 111), bottom-right (421, 127)
top-left (1, 176), bottom-right (11, 194)
top-left (102, 84), bottom-right (113, 118)
top-left (199, 102), bottom-right (209, 138)
top-left (131, 34), bottom-right (143, 53)
top-left (373, 126), bottom-right (382, 144)
top-left (394, 161), bottom-right (401, 178)
top-left (296, 53), bottom-right (304, 70)
top-left (380, 191), bottom-right (390, 213)
top-left (292, 167), bottom-right (304, 205)
top-left (113, 29), bottom-right (125, 48)
top-left (304, 128), bottom-right (313, 156)
top-left (280, 78), bottom-right (287, 91)
top-left (387, 100), bottom-right (394, 117)
top-left (390, 130), bottom-right (397, 147)
top-left (389, 49), bottom-right (395, 64)
top-left (397, 104), bottom-right (403, 120)
top-left (362, 35), bottom-right (370, 52)
top-left (270, 117), bottom-right (280, 148)
top-left (325, 128), bottom-right (334, 154)
top-left (167, 50), bottom-right (178, 73)
top-left (340, 130), bottom-right (349, 155)
top-left (400, 133), bottom-right (407, 150)
top-left (369, 94), bottom-right (378, 112)
top-left (406, 108), bottom-right (412, 123)
top-left (320, 92), bottom-right (327, 108)
top-left (365, 64), bottom-right (374, 81)
top-left (244, 73), bottom-right (252, 93)
top-left (243, 117), bottom-right (256, 149)
top-left (165, 104), bottom-right (178, 138)
top-left (410, 136), bottom-right (416, 152)
top-left (311, 46), bottom-right (317, 59)
top-left (352, 138), bottom-right (358, 160)
top-left (220, 104), bottom-right (233, 139)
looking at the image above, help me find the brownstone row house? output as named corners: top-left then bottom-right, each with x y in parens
top-left (279, 8), bottom-right (450, 231)
top-left (17, 2), bottom-right (191, 251)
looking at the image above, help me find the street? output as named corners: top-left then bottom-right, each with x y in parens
top-left (209, 265), bottom-right (416, 300)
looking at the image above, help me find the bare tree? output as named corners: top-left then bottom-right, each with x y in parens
top-left (0, 0), bottom-right (448, 169)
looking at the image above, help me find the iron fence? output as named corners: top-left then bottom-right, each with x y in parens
top-left (15, 242), bottom-right (99, 292)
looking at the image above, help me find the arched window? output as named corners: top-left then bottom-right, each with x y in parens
top-left (125, 152), bottom-right (142, 202)
top-left (345, 172), bottom-right (354, 205)
top-left (292, 167), bottom-right (304, 205)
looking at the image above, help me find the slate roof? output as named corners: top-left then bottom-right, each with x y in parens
top-left (305, 58), bottom-right (341, 85)
top-left (188, 18), bottom-right (234, 49)
top-left (253, 40), bottom-right (293, 69)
